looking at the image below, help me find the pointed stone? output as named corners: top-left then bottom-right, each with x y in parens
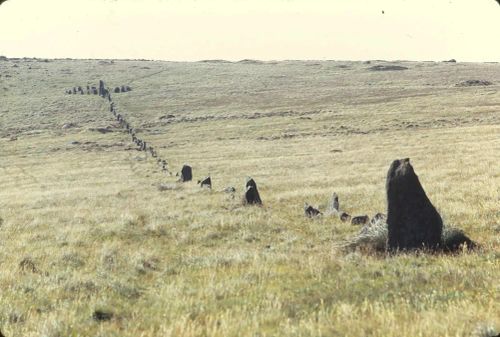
top-left (386, 158), bottom-right (443, 251)
top-left (199, 176), bottom-right (211, 189)
top-left (244, 177), bottom-right (262, 205)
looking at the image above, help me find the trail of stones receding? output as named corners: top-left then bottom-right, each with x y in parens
top-left (64, 80), bottom-right (263, 197)
top-left (93, 80), bottom-right (171, 175)
top-left (63, 80), bottom-right (478, 256)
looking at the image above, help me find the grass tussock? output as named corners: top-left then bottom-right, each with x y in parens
top-left (337, 223), bottom-right (477, 254)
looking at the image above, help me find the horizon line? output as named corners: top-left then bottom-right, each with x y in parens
top-left (2, 55), bottom-right (499, 64)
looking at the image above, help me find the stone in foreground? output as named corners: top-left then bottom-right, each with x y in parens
top-left (386, 158), bottom-right (443, 252)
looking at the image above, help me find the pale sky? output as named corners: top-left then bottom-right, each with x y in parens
top-left (0, 0), bottom-right (499, 62)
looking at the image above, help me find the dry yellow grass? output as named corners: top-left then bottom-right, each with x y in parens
top-left (0, 58), bottom-right (499, 336)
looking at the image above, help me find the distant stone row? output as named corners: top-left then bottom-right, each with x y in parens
top-left (65, 86), bottom-right (97, 95)
top-left (101, 80), bottom-right (170, 175)
top-left (65, 84), bottom-right (132, 95)
top-left (113, 85), bottom-right (132, 93)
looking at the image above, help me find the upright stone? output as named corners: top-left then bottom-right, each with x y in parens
top-left (244, 177), bottom-right (262, 205)
top-left (180, 165), bottom-right (192, 182)
top-left (99, 80), bottom-right (105, 97)
top-left (327, 192), bottom-right (339, 214)
top-left (199, 176), bottom-right (212, 189)
top-left (386, 158), bottom-right (443, 252)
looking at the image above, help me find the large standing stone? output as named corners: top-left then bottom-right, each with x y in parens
top-left (244, 177), bottom-right (262, 205)
top-left (386, 158), bottom-right (443, 252)
top-left (180, 165), bottom-right (192, 182)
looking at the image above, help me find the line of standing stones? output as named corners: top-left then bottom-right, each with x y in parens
top-left (84, 80), bottom-right (263, 202)
top-left (64, 82), bottom-right (474, 253)
top-left (101, 80), bottom-right (265, 203)
top-left (65, 83), bottom-right (131, 95)
top-left (92, 80), bottom-right (173, 175)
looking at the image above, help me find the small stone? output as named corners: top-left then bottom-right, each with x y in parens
top-left (304, 203), bottom-right (321, 217)
top-left (370, 213), bottom-right (387, 225)
top-left (351, 215), bottom-right (369, 225)
top-left (340, 212), bottom-right (351, 222)
top-left (92, 309), bottom-right (113, 322)
top-left (198, 176), bottom-right (212, 189)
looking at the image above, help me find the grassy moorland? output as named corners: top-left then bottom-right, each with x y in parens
top-left (0, 58), bottom-right (499, 337)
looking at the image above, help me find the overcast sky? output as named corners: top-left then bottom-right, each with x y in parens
top-left (0, 0), bottom-right (499, 61)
